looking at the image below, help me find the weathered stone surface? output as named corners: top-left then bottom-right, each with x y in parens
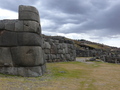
top-left (0, 47), bottom-right (13, 67)
top-left (66, 54), bottom-right (70, 60)
top-left (43, 35), bottom-right (76, 62)
top-left (0, 31), bottom-right (17, 46)
top-left (58, 49), bottom-right (63, 54)
top-left (65, 47), bottom-right (68, 53)
top-left (44, 49), bottom-right (50, 54)
top-left (11, 46), bottom-right (44, 67)
top-left (44, 42), bottom-right (51, 49)
top-left (17, 66), bottom-right (43, 77)
top-left (5, 20), bottom-right (15, 31)
top-left (19, 5), bottom-right (39, 15)
top-left (44, 37), bottom-right (76, 62)
top-left (0, 21), bottom-right (5, 30)
top-left (17, 33), bottom-right (42, 46)
top-left (56, 54), bottom-right (60, 59)
top-left (50, 48), bottom-right (57, 54)
top-left (0, 66), bottom-right (43, 77)
top-left (0, 67), bottom-right (18, 75)
top-left (15, 20), bottom-right (24, 31)
top-left (0, 31), bottom-right (42, 46)
top-left (0, 20), bottom-right (17, 31)
top-left (20, 11), bottom-right (39, 22)
top-left (19, 7), bottom-right (40, 23)
top-left (15, 20), bottom-right (40, 34)
top-left (41, 64), bottom-right (46, 74)
top-left (0, 5), bottom-right (46, 77)
top-left (23, 21), bottom-right (40, 34)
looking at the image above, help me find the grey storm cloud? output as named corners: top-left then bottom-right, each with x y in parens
top-left (0, 0), bottom-right (120, 37)
top-left (39, 0), bottom-right (119, 35)
top-left (0, 0), bottom-right (39, 11)
top-left (41, 0), bottom-right (91, 14)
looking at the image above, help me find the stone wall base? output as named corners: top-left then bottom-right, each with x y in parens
top-left (0, 64), bottom-right (46, 77)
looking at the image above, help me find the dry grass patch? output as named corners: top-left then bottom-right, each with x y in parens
top-left (0, 61), bottom-right (120, 90)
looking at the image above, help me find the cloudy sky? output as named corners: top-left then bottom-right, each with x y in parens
top-left (0, 0), bottom-right (120, 47)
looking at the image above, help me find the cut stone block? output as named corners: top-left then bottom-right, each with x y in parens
top-left (17, 32), bottom-right (42, 46)
top-left (11, 46), bottom-right (44, 67)
top-left (5, 20), bottom-right (15, 31)
top-left (19, 5), bottom-right (40, 23)
top-left (17, 66), bottom-right (43, 77)
top-left (23, 21), bottom-right (40, 34)
top-left (0, 66), bottom-right (43, 77)
top-left (19, 5), bottom-right (39, 15)
top-left (0, 31), bottom-right (17, 46)
top-left (0, 21), bottom-right (5, 30)
top-left (44, 42), bottom-right (51, 49)
top-left (15, 20), bottom-right (24, 31)
top-left (19, 11), bottom-right (40, 23)
top-left (0, 47), bottom-right (13, 67)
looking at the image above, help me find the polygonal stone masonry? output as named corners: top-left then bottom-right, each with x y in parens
top-left (0, 5), bottom-right (46, 77)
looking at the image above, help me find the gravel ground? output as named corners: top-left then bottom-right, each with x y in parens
top-left (76, 57), bottom-right (95, 64)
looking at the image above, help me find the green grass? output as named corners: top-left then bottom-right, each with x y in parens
top-left (0, 60), bottom-right (120, 90)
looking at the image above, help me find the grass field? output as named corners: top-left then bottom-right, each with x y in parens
top-left (0, 60), bottom-right (120, 90)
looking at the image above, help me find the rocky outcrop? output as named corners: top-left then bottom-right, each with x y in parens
top-left (43, 36), bottom-right (76, 62)
top-left (0, 5), bottom-right (46, 77)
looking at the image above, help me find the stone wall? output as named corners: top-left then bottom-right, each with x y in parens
top-left (100, 52), bottom-right (120, 63)
top-left (43, 36), bottom-right (76, 62)
top-left (0, 5), bottom-right (46, 77)
top-left (76, 47), bottom-right (105, 58)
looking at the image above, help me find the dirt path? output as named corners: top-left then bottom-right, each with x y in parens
top-left (76, 57), bottom-right (95, 64)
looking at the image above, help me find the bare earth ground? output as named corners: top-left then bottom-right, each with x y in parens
top-left (0, 57), bottom-right (120, 90)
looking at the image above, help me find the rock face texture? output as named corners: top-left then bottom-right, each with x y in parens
top-left (43, 36), bottom-right (76, 62)
top-left (0, 5), bottom-right (46, 77)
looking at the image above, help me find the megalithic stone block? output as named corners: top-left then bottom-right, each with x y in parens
top-left (4, 20), bottom-right (16, 31)
top-left (0, 21), bottom-right (5, 30)
top-left (23, 21), bottom-right (41, 34)
top-left (41, 64), bottom-right (46, 74)
top-left (0, 30), bottom-right (17, 46)
top-left (14, 20), bottom-right (41, 34)
top-left (11, 46), bottom-right (44, 67)
top-left (0, 31), bottom-right (42, 46)
top-left (17, 32), bottom-right (42, 46)
top-left (0, 20), bottom-right (16, 31)
top-left (15, 20), bottom-right (24, 31)
top-left (0, 5), bottom-right (46, 77)
top-left (17, 66), bottom-right (43, 77)
top-left (19, 5), bottom-right (39, 14)
top-left (19, 5), bottom-right (40, 23)
top-left (0, 66), bottom-right (43, 77)
top-left (0, 47), bottom-right (13, 67)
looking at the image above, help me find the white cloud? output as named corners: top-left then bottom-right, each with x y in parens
top-left (0, 8), bottom-right (17, 20)
top-left (41, 19), bottom-right (56, 28)
top-left (99, 36), bottom-right (120, 47)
